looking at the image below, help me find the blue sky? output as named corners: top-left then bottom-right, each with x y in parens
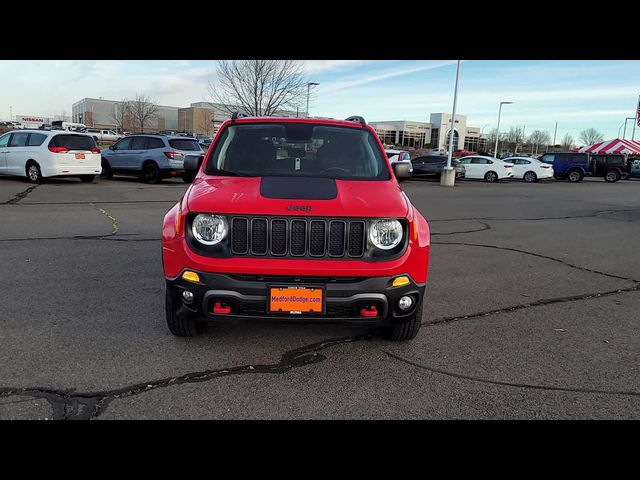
top-left (1, 60), bottom-right (639, 143)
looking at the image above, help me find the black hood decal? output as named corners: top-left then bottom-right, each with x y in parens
top-left (260, 176), bottom-right (338, 200)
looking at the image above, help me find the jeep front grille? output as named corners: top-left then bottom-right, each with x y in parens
top-left (230, 216), bottom-right (366, 258)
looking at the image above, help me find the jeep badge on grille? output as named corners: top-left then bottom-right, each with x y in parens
top-left (287, 205), bottom-right (312, 212)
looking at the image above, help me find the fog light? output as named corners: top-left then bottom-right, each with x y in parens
top-left (398, 295), bottom-right (413, 311)
top-left (182, 271), bottom-right (200, 283)
top-left (392, 276), bottom-right (410, 288)
top-left (182, 290), bottom-right (194, 303)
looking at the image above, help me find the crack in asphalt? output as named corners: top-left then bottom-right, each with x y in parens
top-left (423, 284), bottom-right (640, 327)
top-left (0, 234), bottom-right (157, 243)
top-left (424, 240), bottom-right (640, 326)
top-left (19, 200), bottom-right (177, 205)
top-left (0, 335), bottom-right (372, 420)
top-left (432, 241), bottom-right (640, 283)
top-left (431, 221), bottom-right (491, 236)
top-left (426, 207), bottom-right (639, 223)
top-left (382, 350), bottom-right (640, 397)
top-left (1, 185), bottom-right (39, 205)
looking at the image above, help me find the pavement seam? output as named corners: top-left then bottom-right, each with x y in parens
top-left (90, 203), bottom-right (119, 235)
top-left (382, 350), bottom-right (640, 398)
top-left (0, 235), bottom-right (157, 243)
top-left (1, 185), bottom-right (39, 205)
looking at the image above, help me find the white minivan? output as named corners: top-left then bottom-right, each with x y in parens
top-left (0, 130), bottom-right (101, 183)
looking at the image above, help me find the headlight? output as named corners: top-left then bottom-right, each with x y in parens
top-left (369, 219), bottom-right (403, 250)
top-left (192, 214), bottom-right (228, 245)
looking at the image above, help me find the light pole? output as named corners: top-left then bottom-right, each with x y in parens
top-left (493, 101), bottom-right (513, 158)
top-left (618, 121), bottom-right (624, 138)
top-left (306, 82), bottom-right (319, 117)
top-left (623, 117), bottom-right (635, 139)
top-left (9, 106), bottom-right (12, 121)
top-left (633, 95), bottom-right (639, 141)
top-left (441, 60), bottom-right (461, 187)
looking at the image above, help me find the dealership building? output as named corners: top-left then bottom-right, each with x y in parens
top-left (71, 98), bottom-right (297, 136)
top-left (370, 113), bottom-right (489, 151)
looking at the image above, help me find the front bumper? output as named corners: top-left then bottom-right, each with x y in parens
top-left (166, 270), bottom-right (426, 324)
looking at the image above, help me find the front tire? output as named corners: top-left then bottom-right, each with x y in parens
top-left (567, 170), bottom-right (584, 183)
top-left (142, 162), bottom-right (162, 184)
top-left (100, 160), bottom-right (113, 180)
top-left (165, 288), bottom-right (201, 337)
top-left (26, 161), bottom-right (43, 184)
top-left (604, 170), bottom-right (620, 182)
top-left (380, 300), bottom-right (423, 341)
top-left (484, 171), bottom-right (498, 182)
top-left (523, 171), bottom-right (537, 183)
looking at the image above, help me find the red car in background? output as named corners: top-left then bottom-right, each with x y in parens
top-left (162, 115), bottom-right (431, 341)
top-left (452, 149), bottom-right (476, 158)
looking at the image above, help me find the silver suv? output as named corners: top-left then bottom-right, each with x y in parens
top-left (100, 134), bottom-right (204, 183)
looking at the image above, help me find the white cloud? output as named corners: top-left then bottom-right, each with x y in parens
top-left (320, 61), bottom-right (457, 94)
top-left (303, 60), bottom-right (374, 73)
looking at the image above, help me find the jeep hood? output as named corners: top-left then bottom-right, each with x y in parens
top-left (186, 176), bottom-right (409, 218)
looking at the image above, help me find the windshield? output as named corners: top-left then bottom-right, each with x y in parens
top-left (204, 122), bottom-right (390, 180)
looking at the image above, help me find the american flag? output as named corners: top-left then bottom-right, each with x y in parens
top-left (637, 96), bottom-right (640, 127)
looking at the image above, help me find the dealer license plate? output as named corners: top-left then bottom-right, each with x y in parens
top-left (269, 286), bottom-right (324, 314)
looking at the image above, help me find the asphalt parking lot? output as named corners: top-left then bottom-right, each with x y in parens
top-left (1, 174), bottom-right (639, 419)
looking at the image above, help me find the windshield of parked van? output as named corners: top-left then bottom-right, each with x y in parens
top-left (204, 122), bottom-right (390, 180)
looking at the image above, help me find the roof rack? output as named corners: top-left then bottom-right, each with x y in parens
top-left (345, 116), bottom-right (367, 128)
top-left (231, 111), bottom-right (250, 123)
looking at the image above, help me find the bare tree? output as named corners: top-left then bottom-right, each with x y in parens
top-left (505, 126), bottom-right (525, 153)
top-left (561, 133), bottom-right (575, 150)
top-left (528, 130), bottom-right (551, 155)
top-left (579, 128), bottom-right (604, 146)
top-left (111, 99), bottom-right (131, 132)
top-left (128, 93), bottom-right (159, 133)
top-left (208, 60), bottom-right (308, 116)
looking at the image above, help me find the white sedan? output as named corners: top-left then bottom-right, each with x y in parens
top-left (456, 155), bottom-right (514, 182)
top-left (507, 156), bottom-right (554, 182)
top-left (0, 130), bottom-right (101, 183)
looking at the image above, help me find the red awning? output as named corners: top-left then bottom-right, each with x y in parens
top-left (578, 138), bottom-right (640, 154)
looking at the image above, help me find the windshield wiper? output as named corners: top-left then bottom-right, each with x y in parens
top-left (206, 168), bottom-right (242, 177)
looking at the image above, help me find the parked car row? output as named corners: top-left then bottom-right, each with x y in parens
top-left (394, 150), bottom-right (638, 184)
top-left (2, 127), bottom-right (639, 186)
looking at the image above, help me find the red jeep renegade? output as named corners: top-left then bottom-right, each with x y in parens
top-left (162, 114), bottom-right (430, 341)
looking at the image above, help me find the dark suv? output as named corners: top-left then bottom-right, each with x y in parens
top-left (540, 152), bottom-right (627, 183)
top-left (589, 154), bottom-right (628, 182)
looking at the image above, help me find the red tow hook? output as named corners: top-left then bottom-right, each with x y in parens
top-left (213, 302), bottom-right (231, 314)
top-left (360, 305), bottom-right (378, 317)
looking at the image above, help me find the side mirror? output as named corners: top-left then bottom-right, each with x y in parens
top-left (392, 162), bottom-right (412, 179)
top-left (184, 154), bottom-right (204, 172)
top-left (109, 145), bottom-right (116, 150)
